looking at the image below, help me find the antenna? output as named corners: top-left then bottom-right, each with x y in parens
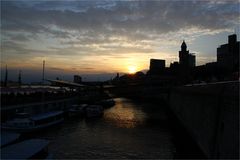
top-left (42, 60), bottom-right (45, 85)
top-left (4, 64), bottom-right (8, 87)
top-left (41, 61), bottom-right (45, 106)
top-left (18, 70), bottom-right (22, 86)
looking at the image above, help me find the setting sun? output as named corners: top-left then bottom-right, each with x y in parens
top-left (128, 66), bottom-right (137, 74)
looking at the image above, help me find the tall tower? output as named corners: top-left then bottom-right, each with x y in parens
top-left (179, 40), bottom-right (190, 67)
top-left (179, 40), bottom-right (195, 68)
top-left (181, 40), bottom-right (187, 52)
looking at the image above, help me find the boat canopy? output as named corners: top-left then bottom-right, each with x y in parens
top-left (31, 111), bottom-right (63, 121)
top-left (15, 113), bottom-right (30, 118)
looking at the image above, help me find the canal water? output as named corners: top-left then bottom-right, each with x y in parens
top-left (29, 98), bottom-right (186, 159)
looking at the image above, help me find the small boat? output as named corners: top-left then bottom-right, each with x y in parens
top-left (68, 104), bottom-right (88, 117)
top-left (85, 105), bottom-right (103, 118)
top-left (1, 131), bottom-right (20, 148)
top-left (100, 99), bottom-right (115, 108)
top-left (1, 111), bottom-right (64, 132)
top-left (1, 139), bottom-right (51, 159)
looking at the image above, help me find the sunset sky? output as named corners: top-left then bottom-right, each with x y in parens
top-left (1, 0), bottom-right (239, 82)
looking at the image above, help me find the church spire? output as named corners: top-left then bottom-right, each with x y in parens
top-left (181, 40), bottom-right (187, 51)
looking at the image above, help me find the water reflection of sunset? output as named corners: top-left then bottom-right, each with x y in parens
top-left (104, 98), bottom-right (146, 128)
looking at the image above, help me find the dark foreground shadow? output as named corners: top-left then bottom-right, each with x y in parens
top-left (166, 107), bottom-right (207, 159)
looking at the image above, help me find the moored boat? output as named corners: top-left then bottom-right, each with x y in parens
top-left (85, 105), bottom-right (103, 118)
top-left (1, 131), bottom-right (20, 148)
top-left (1, 139), bottom-right (51, 159)
top-left (100, 99), bottom-right (115, 108)
top-left (1, 111), bottom-right (64, 132)
top-left (68, 104), bottom-right (88, 117)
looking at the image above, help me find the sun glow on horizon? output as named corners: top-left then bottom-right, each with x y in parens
top-left (128, 65), bottom-right (137, 74)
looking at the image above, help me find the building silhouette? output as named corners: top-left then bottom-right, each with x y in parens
top-left (73, 75), bottom-right (82, 83)
top-left (148, 59), bottom-right (166, 75)
top-left (147, 40), bottom-right (196, 84)
top-left (114, 34), bottom-right (239, 86)
top-left (217, 34), bottom-right (239, 72)
top-left (179, 40), bottom-right (196, 68)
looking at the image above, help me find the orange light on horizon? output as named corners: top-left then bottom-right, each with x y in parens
top-left (2, 52), bottom-right (152, 75)
top-left (127, 65), bottom-right (137, 74)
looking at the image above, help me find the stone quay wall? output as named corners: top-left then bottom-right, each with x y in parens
top-left (169, 81), bottom-right (239, 158)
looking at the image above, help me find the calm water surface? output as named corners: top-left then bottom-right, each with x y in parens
top-left (32, 98), bottom-right (176, 159)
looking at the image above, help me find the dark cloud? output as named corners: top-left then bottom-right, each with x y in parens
top-left (49, 67), bottom-right (65, 71)
top-left (1, 41), bottom-right (36, 57)
top-left (2, 1), bottom-right (238, 35)
top-left (7, 34), bottom-right (30, 41)
top-left (1, 0), bottom-right (239, 67)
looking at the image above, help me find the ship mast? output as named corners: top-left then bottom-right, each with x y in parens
top-left (18, 70), bottom-right (22, 87)
top-left (4, 64), bottom-right (8, 87)
top-left (42, 60), bottom-right (45, 85)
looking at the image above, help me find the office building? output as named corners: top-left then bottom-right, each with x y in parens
top-left (217, 34), bottom-right (239, 72)
top-left (149, 59), bottom-right (166, 75)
